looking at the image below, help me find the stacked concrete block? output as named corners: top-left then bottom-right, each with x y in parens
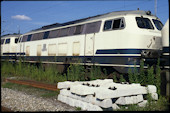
top-left (57, 79), bottom-right (158, 111)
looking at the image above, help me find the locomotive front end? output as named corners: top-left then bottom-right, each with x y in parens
top-left (135, 12), bottom-right (164, 67)
top-left (121, 11), bottom-right (164, 73)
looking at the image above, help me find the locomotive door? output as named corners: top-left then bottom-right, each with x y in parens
top-left (84, 33), bottom-right (95, 63)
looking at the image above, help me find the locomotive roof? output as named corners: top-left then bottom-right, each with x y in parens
top-left (28, 10), bottom-right (154, 33)
top-left (42, 10), bottom-right (152, 28)
top-left (1, 34), bottom-right (21, 39)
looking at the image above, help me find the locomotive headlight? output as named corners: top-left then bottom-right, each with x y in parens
top-left (141, 50), bottom-right (150, 57)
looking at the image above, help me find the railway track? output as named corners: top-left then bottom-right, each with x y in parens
top-left (5, 78), bottom-right (59, 91)
top-left (1, 106), bottom-right (13, 112)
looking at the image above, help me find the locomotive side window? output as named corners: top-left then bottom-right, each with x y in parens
top-left (15, 38), bottom-right (19, 43)
top-left (104, 18), bottom-right (125, 31)
top-left (43, 31), bottom-right (50, 39)
top-left (120, 19), bottom-right (125, 28)
top-left (21, 35), bottom-right (28, 42)
top-left (136, 17), bottom-right (154, 29)
top-left (112, 19), bottom-right (121, 29)
top-left (1, 39), bottom-right (5, 45)
top-left (32, 33), bottom-right (39, 41)
top-left (59, 28), bottom-right (69, 37)
top-left (27, 34), bottom-right (32, 41)
top-left (68, 26), bottom-right (75, 36)
top-left (5, 38), bottom-right (10, 44)
top-left (37, 32), bottom-right (44, 40)
top-left (84, 21), bottom-right (101, 34)
top-left (74, 25), bottom-right (84, 35)
top-left (49, 29), bottom-right (59, 38)
top-left (152, 19), bottom-right (163, 30)
top-left (104, 20), bottom-right (112, 30)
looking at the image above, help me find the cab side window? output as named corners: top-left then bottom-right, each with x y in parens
top-left (103, 18), bottom-right (125, 31)
top-left (15, 38), bottom-right (19, 43)
top-left (136, 17), bottom-right (154, 29)
top-left (103, 20), bottom-right (112, 31)
top-left (5, 39), bottom-right (10, 44)
top-left (1, 39), bottom-right (5, 45)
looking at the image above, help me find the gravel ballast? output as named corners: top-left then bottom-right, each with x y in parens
top-left (1, 88), bottom-right (76, 111)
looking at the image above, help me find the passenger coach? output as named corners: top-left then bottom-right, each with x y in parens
top-left (1, 10), bottom-right (164, 73)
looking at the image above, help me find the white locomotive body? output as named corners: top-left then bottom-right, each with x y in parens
top-left (1, 10), bottom-right (164, 73)
top-left (1, 34), bottom-right (20, 56)
top-left (161, 19), bottom-right (169, 69)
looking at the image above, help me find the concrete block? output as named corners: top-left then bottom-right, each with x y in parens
top-left (115, 95), bottom-right (144, 105)
top-left (136, 95), bottom-right (144, 103)
top-left (95, 86), bottom-right (147, 100)
top-left (115, 97), bottom-right (125, 105)
top-left (74, 99), bottom-right (81, 108)
top-left (112, 103), bottom-right (120, 110)
top-left (58, 81), bottom-right (81, 89)
top-left (57, 94), bottom-right (62, 102)
top-left (67, 97), bottom-right (75, 107)
top-left (64, 91), bottom-right (112, 108)
top-left (95, 98), bottom-right (112, 108)
top-left (86, 103), bottom-right (103, 111)
top-left (146, 85), bottom-right (157, 93)
top-left (138, 100), bottom-right (148, 107)
top-left (57, 94), bottom-right (67, 103)
top-left (151, 93), bottom-right (158, 100)
top-left (115, 96), bottom-right (132, 105)
top-left (132, 95), bottom-right (143, 104)
top-left (60, 89), bottom-right (72, 97)
top-left (83, 95), bottom-right (94, 103)
top-left (68, 96), bottom-right (102, 111)
top-left (82, 79), bottom-right (113, 87)
top-left (70, 84), bottom-right (97, 95)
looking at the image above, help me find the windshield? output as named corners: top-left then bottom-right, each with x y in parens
top-left (136, 17), bottom-right (154, 29)
top-left (152, 19), bottom-right (163, 30)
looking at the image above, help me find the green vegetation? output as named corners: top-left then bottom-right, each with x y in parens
top-left (1, 58), bottom-right (169, 111)
top-left (1, 82), bottom-right (59, 99)
top-left (1, 61), bottom-right (67, 84)
top-left (127, 59), bottom-right (162, 97)
top-left (67, 63), bottom-right (85, 81)
top-left (75, 107), bottom-right (82, 111)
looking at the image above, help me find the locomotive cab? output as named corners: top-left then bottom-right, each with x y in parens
top-left (1, 34), bottom-right (20, 56)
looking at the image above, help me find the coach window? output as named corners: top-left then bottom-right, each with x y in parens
top-left (136, 17), bottom-right (154, 29)
top-left (43, 31), bottom-right (50, 39)
top-left (27, 34), bottom-right (32, 41)
top-left (103, 20), bottom-right (112, 31)
top-left (5, 39), bottom-right (10, 44)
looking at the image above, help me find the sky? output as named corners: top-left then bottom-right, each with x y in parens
top-left (1, 0), bottom-right (169, 36)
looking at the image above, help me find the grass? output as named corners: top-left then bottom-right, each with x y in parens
top-left (117, 96), bottom-right (169, 111)
top-left (1, 82), bottom-right (59, 99)
top-left (1, 59), bottom-right (169, 111)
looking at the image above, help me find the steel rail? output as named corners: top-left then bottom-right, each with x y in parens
top-left (1, 106), bottom-right (13, 112)
top-left (5, 78), bottom-right (58, 91)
